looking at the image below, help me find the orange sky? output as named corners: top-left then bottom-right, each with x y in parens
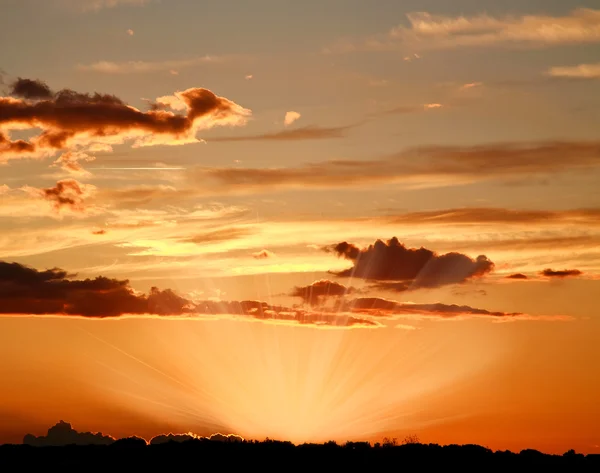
top-left (1, 0), bottom-right (599, 454)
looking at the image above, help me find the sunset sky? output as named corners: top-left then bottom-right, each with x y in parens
top-left (1, 0), bottom-right (600, 454)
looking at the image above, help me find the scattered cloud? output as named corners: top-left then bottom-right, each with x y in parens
top-left (52, 151), bottom-right (96, 175)
top-left (21, 179), bottom-right (97, 214)
top-left (326, 8), bottom-right (600, 53)
top-left (325, 237), bottom-right (494, 291)
top-left (252, 249), bottom-right (274, 259)
top-left (541, 268), bottom-right (583, 278)
top-left (507, 273), bottom-right (529, 280)
top-left (0, 77), bottom-right (251, 165)
top-left (461, 82), bottom-right (483, 90)
top-left (284, 111), bottom-right (301, 126)
top-left (290, 279), bottom-right (356, 306)
top-left (547, 63), bottom-right (600, 79)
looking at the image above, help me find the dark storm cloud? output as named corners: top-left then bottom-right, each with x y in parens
top-left (326, 237), bottom-right (494, 290)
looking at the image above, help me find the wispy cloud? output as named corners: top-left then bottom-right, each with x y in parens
top-left (326, 8), bottom-right (600, 53)
top-left (547, 63), bottom-right (600, 79)
top-left (77, 55), bottom-right (234, 74)
top-left (64, 0), bottom-right (150, 12)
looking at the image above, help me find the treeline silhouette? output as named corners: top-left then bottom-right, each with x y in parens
top-left (1, 438), bottom-right (599, 470)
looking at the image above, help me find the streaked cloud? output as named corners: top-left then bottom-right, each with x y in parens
top-left (67, 0), bottom-right (150, 12)
top-left (77, 55), bottom-right (232, 74)
top-left (547, 62), bottom-right (600, 79)
top-left (209, 124), bottom-right (353, 142)
top-left (541, 268), bottom-right (583, 278)
top-left (326, 8), bottom-right (600, 53)
top-left (186, 140), bottom-right (600, 194)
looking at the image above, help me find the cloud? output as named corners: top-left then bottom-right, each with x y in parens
top-left (339, 297), bottom-right (571, 322)
top-left (150, 432), bottom-right (243, 445)
top-left (326, 237), bottom-right (494, 291)
top-left (327, 8), bottom-right (600, 53)
top-left (344, 298), bottom-right (520, 318)
top-left (507, 273), bottom-right (529, 280)
top-left (209, 124), bottom-right (353, 142)
top-left (73, 0), bottom-right (150, 12)
top-left (0, 78), bottom-right (251, 165)
top-left (185, 140), bottom-right (600, 195)
top-left (540, 269), bottom-right (583, 278)
top-left (77, 55), bottom-right (231, 74)
top-left (180, 227), bottom-right (255, 245)
top-left (284, 111), bottom-right (301, 126)
top-left (10, 78), bottom-right (54, 100)
top-left (52, 151), bottom-right (96, 175)
top-left (23, 420), bottom-right (243, 447)
top-left (23, 421), bottom-right (115, 447)
top-left (0, 261), bottom-right (375, 328)
top-left (252, 249), bottom-right (274, 259)
top-left (547, 63), bottom-right (600, 79)
top-left (290, 279), bottom-right (356, 306)
top-left (382, 207), bottom-right (600, 226)
top-left (21, 179), bottom-right (97, 214)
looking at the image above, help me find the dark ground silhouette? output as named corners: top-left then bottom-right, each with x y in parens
top-left (1, 421), bottom-right (599, 470)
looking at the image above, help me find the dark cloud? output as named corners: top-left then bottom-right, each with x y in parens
top-left (0, 78), bottom-right (249, 162)
top-left (540, 268), bottom-right (583, 278)
top-left (92, 229), bottom-right (107, 235)
top-left (507, 273), bottom-right (529, 280)
top-left (210, 124), bottom-right (354, 142)
top-left (342, 298), bottom-right (523, 319)
top-left (0, 261), bottom-right (182, 317)
top-left (290, 279), bottom-right (356, 306)
top-left (10, 78), bottom-right (54, 100)
top-left (0, 261), bottom-right (375, 328)
top-left (23, 421), bottom-right (115, 447)
top-left (326, 237), bottom-right (494, 291)
top-left (23, 421), bottom-right (243, 448)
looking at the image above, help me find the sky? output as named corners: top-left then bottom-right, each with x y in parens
top-left (1, 0), bottom-right (600, 454)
